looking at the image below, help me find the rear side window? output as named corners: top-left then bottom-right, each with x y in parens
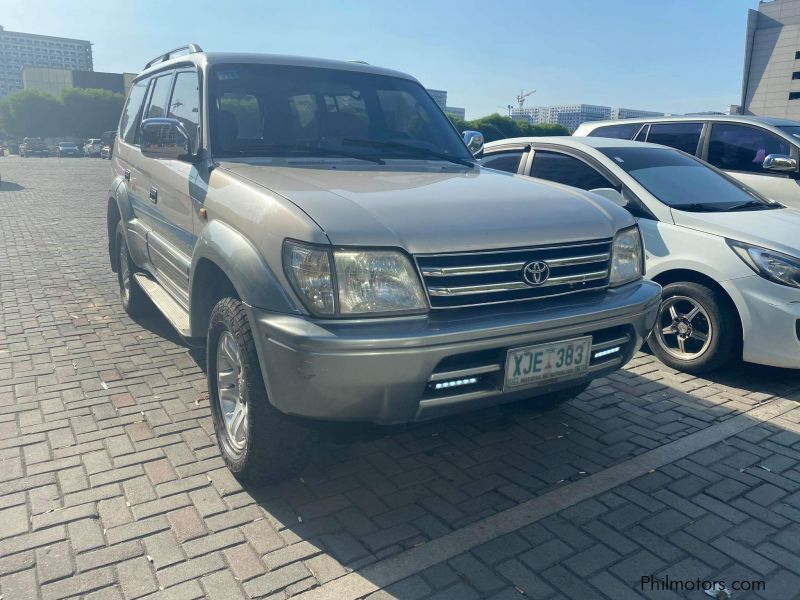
top-left (707, 123), bottom-right (791, 174)
top-left (646, 122), bottom-right (703, 154)
top-left (529, 151), bottom-right (612, 190)
top-left (481, 151), bottom-right (523, 173)
top-left (169, 71), bottom-right (201, 152)
top-left (120, 80), bottom-right (148, 144)
top-left (587, 123), bottom-right (640, 140)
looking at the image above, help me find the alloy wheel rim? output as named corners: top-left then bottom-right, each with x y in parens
top-left (119, 243), bottom-right (130, 304)
top-left (216, 331), bottom-right (248, 453)
top-left (654, 295), bottom-right (713, 361)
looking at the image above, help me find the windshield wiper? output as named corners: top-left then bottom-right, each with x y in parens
top-left (671, 203), bottom-right (730, 212)
top-left (728, 200), bottom-right (781, 211)
top-left (227, 143), bottom-right (385, 165)
top-left (343, 139), bottom-right (476, 168)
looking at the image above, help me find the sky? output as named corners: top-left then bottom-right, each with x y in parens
top-left (2, 0), bottom-right (757, 119)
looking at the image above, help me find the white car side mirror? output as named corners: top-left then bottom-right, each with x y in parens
top-left (589, 187), bottom-right (627, 208)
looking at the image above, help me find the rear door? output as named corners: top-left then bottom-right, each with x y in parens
top-left (642, 122), bottom-right (705, 156)
top-left (479, 145), bottom-right (529, 174)
top-left (701, 122), bottom-right (800, 206)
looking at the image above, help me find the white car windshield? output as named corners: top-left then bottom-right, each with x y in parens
top-left (598, 147), bottom-right (780, 212)
top-left (207, 63), bottom-right (473, 165)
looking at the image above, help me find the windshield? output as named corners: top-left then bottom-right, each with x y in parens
top-left (598, 147), bottom-right (779, 212)
top-left (208, 63), bottom-right (472, 163)
top-left (777, 125), bottom-right (800, 141)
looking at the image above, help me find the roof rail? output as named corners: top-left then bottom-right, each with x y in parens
top-left (144, 43), bottom-right (203, 70)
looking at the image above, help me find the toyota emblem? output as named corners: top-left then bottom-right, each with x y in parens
top-left (523, 261), bottom-right (550, 286)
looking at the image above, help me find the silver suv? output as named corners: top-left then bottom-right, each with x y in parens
top-left (107, 44), bottom-right (661, 483)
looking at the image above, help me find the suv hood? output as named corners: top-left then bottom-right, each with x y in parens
top-left (219, 162), bottom-right (632, 254)
top-left (671, 207), bottom-right (800, 257)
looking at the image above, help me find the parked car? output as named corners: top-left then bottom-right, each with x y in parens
top-left (101, 130), bottom-right (117, 158)
top-left (482, 136), bottom-right (800, 373)
top-left (19, 137), bottom-right (49, 157)
top-left (100, 145), bottom-right (112, 160)
top-left (108, 45), bottom-right (661, 483)
top-left (84, 139), bottom-right (103, 157)
top-left (57, 142), bottom-right (82, 157)
top-left (574, 115), bottom-right (800, 209)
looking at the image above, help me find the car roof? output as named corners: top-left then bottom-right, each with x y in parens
top-left (577, 114), bottom-right (800, 128)
top-left (485, 136), bottom-right (667, 151)
top-left (137, 51), bottom-right (418, 83)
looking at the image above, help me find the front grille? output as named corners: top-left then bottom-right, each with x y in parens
top-left (416, 239), bottom-right (612, 309)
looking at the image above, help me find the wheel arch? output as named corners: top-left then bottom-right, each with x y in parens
top-left (650, 269), bottom-right (744, 342)
top-left (189, 220), bottom-right (299, 337)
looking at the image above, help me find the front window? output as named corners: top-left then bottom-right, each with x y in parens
top-left (598, 146), bottom-right (780, 212)
top-left (208, 63), bottom-right (472, 163)
top-left (707, 123), bottom-right (791, 173)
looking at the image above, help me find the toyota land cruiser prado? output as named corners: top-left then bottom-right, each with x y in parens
top-left (107, 44), bottom-right (661, 483)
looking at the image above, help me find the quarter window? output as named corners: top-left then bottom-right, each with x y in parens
top-left (169, 71), bottom-right (201, 152)
top-left (646, 122), bottom-right (703, 154)
top-left (707, 123), bottom-right (791, 173)
top-left (587, 123), bottom-right (640, 140)
top-left (480, 151), bottom-right (523, 173)
top-left (120, 80), bottom-right (148, 144)
top-left (529, 151), bottom-right (613, 190)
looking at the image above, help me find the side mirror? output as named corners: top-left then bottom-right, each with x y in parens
top-left (762, 154), bottom-right (797, 172)
top-left (462, 130), bottom-right (484, 158)
top-left (589, 187), bottom-right (627, 208)
top-left (140, 118), bottom-right (191, 160)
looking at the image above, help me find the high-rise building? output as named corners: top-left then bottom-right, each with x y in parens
top-left (741, 0), bottom-right (800, 119)
top-left (0, 25), bottom-right (92, 97)
top-left (426, 88), bottom-right (448, 111)
top-left (512, 104), bottom-right (663, 133)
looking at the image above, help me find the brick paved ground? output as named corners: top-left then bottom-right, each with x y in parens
top-left (0, 157), bottom-right (798, 600)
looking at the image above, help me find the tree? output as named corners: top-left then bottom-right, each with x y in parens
top-left (60, 88), bottom-right (125, 139)
top-left (448, 112), bottom-right (569, 142)
top-left (0, 89), bottom-right (62, 138)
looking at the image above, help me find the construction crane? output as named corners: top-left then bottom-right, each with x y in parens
top-left (516, 89), bottom-right (536, 111)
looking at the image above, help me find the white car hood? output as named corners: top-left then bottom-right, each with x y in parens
top-left (671, 207), bottom-right (800, 257)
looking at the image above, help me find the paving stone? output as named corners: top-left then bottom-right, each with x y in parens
top-left (35, 540), bottom-right (74, 584)
top-left (167, 506), bottom-right (207, 542)
top-left (117, 556), bottom-right (159, 599)
top-left (224, 543), bottom-right (266, 581)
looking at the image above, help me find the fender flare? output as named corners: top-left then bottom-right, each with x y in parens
top-left (107, 177), bottom-right (130, 269)
top-left (189, 220), bottom-right (299, 330)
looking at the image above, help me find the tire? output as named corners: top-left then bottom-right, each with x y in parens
top-left (207, 297), bottom-right (313, 485)
top-left (649, 281), bottom-right (739, 374)
top-left (115, 221), bottom-right (150, 316)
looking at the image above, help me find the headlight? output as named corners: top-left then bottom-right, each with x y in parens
top-left (609, 226), bottom-right (644, 287)
top-left (283, 241), bottom-right (427, 316)
top-left (727, 240), bottom-right (800, 288)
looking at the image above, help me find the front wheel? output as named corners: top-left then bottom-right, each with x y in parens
top-left (649, 281), bottom-right (739, 373)
top-left (207, 298), bottom-right (313, 484)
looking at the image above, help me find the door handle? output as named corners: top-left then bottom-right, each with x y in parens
top-left (124, 169), bottom-right (130, 181)
top-left (149, 187), bottom-right (158, 203)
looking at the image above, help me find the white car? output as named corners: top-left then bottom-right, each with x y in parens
top-left (84, 138), bottom-right (103, 157)
top-left (574, 115), bottom-right (800, 209)
top-left (482, 136), bottom-right (800, 373)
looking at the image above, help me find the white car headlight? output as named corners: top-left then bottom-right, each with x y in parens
top-left (609, 226), bottom-right (644, 287)
top-left (283, 241), bottom-right (427, 316)
top-left (727, 240), bottom-right (800, 288)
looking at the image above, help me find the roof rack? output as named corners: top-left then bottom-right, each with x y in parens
top-left (144, 43), bottom-right (203, 70)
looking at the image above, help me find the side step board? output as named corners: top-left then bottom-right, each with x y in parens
top-left (133, 273), bottom-right (192, 337)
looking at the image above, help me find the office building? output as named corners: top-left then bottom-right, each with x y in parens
top-left (0, 25), bottom-right (92, 97)
top-left (22, 66), bottom-right (136, 96)
top-left (512, 104), bottom-right (663, 133)
top-left (426, 88), bottom-right (448, 111)
top-left (741, 0), bottom-right (800, 119)
top-left (445, 106), bottom-right (465, 119)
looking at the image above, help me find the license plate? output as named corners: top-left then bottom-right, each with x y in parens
top-left (504, 336), bottom-right (591, 389)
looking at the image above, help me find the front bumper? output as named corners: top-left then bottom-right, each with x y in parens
top-left (722, 275), bottom-right (800, 369)
top-left (247, 280), bottom-right (661, 424)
